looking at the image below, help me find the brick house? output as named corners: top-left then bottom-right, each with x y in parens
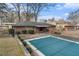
top-left (12, 22), bottom-right (56, 33)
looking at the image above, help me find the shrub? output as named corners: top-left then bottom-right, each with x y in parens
top-left (16, 31), bottom-right (21, 35)
top-left (22, 30), bottom-right (27, 34)
top-left (17, 35), bottom-right (21, 39)
top-left (23, 41), bottom-right (27, 46)
top-left (8, 29), bottom-right (15, 37)
top-left (26, 47), bottom-right (32, 54)
top-left (28, 30), bottom-right (34, 34)
top-left (20, 38), bottom-right (24, 42)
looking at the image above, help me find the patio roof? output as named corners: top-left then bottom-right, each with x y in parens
top-left (13, 22), bottom-right (55, 27)
top-left (35, 25), bottom-right (49, 27)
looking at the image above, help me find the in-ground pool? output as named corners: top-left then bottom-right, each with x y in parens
top-left (25, 35), bottom-right (79, 56)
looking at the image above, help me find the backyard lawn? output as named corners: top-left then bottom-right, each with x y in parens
top-left (0, 36), bottom-right (26, 56)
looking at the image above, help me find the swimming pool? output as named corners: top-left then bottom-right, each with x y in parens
top-left (25, 35), bottom-right (79, 56)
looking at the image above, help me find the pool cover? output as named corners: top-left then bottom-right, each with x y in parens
top-left (28, 36), bottom-right (79, 56)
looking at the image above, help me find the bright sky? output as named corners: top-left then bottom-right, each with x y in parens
top-left (38, 3), bottom-right (79, 20)
top-left (8, 3), bottom-right (79, 21)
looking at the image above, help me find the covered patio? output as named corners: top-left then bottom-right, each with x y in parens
top-left (13, 22), bottom-right (55, 33)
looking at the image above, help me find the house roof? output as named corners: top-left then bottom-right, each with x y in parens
top-left (13, 22), bottom-right (55, 27)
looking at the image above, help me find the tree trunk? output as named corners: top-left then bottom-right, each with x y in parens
top-left (18, 11), bottom-right (21, 22)
top-left (35, 15), bottom-right (37, 22)
top-left (17, 4), bottom-right (21, 22)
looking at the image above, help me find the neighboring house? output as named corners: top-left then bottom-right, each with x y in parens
top-left (13, 21), bottom-right (56, 33)
top-left (65, 9), bottom-right (79, 31)
top-left (0, 22), bottom-right (15, 34)
top-left (0, 22), bottom-right (15, 30)
top-left (64, 23), bottom-right (79, 31)
top-left (47, 19), bottom-right (79, 31)
top-left (47, 19), bottom-right (66, 30)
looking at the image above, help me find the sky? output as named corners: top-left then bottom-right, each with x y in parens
top-left (8, 3), bottom-right (79, 21)
top-left (38, 3), bottom-right (79, 20)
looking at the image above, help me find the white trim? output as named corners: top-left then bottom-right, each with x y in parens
top-left (27, 41), bottom-right (37, 50)
top-left (51, 35), bottom-right (79, 44)
top-left (35, 50), bottom-right (45, 56)
top-left (25, 35), bottom-right (51, 41)
top-left (26, 41), bottom-right (45, 56)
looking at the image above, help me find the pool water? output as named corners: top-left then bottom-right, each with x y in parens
top-left (27, 36), bottom-right (79, 56)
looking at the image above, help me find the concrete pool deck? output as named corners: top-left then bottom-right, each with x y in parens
top-left (19, 32), bottom-right (79, 42)
top-left (53, 30), bottom-right (79, 42)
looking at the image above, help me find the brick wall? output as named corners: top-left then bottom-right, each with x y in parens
top-left (14, 26), bottom-right (34, 31)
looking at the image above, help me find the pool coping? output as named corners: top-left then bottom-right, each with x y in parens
top-left (25, 35), bottom-right (79, 56)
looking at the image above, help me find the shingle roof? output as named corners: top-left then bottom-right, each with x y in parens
top-left (13, 22), bottom-right (54, 27)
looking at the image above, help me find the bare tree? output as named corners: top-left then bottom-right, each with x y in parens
top-left (29, 3), bottom-right (56, 22)
top-left (22, 3), bottom-right (34, 21)
top-left (2, 4), bottom-right (16, 23)
top-left (67, 9), bottom-right (79, 24)
top-left (28, 3), bottom-right (48, 22)
top-left (0, 3), bottom-right (8, 23)
top-left (4, 3), bottom-right (56, 22)
top-left (12, 3), bottom-right (21, 22)
top-left (11, 3), bottom-right (56, 22)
